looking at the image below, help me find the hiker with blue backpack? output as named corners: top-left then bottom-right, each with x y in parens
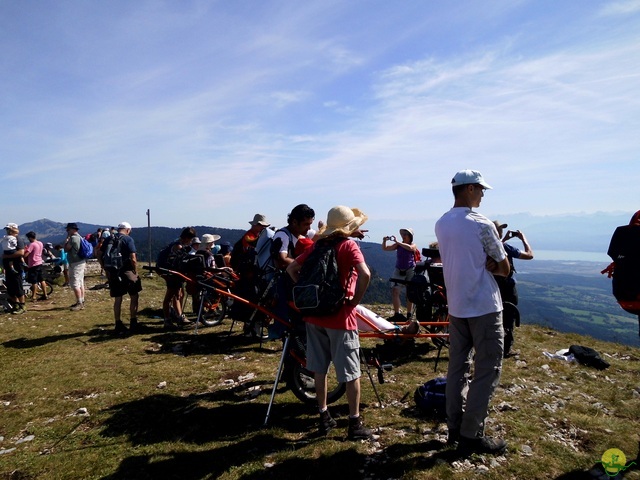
top-left (286, 205), bottom-right (374, 440)
top-left (64, 222), bottom-right (90, 311)
top-left (435, 170), bottom-right (510, 457)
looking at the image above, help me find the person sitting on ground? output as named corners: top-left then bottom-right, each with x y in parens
top-left (161, 227), bottom-right (197, 330)
top-left (383, 228), bottom-right (419, 330)
top-left (24, 231), bottom-right (49, 301)
top-left (492, 220), bottom-right (534, 357)
top-left (286, 205), bottom-right (374, 440)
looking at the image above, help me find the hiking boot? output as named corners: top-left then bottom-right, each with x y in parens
top-left (401, 320), bottom-right (420, 335)
top-left (115, 321), bottom-right (128, 337)
top-left (387, 312), bottom-right (407, 323)
top-left (163, 319), bottom-right (178, 331)
top-left (347, 416), bottom-right (373, 440)
top-left (11, 305), bottom-right (26, 315)
top-left (129, 318), bottom-right (139, 332)
top-left (446, 428), bottom-right (460, 445)
top-left (457, 435), bottom-right (507, 457)
top-left (319, 410), bottom-right (337, 435)
top-left (70, 302), bottom-right (84, 311)
top-left (37, 295), bottom-right (48, 301)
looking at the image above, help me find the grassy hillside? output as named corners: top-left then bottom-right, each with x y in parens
top-left (1, 266), bottom-right (639, 479)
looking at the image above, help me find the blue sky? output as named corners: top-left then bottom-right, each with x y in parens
top-left (1, 0), bottom-right (639, 249)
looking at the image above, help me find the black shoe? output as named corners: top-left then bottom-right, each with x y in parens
top-left (115, 321), bottom-right (128, 337)
top-left (457, 435), bottom-right (507, 456)
top-left (446, 428), bottom-right (460, 445)
top-left (347, 416), bottom-right (373, 440)
top-left (129, 318), bottom-right (139, 332)
top-left (319, 410), bottom-right (337, 435)
top-left (163, 320), bottom-right (178, 331)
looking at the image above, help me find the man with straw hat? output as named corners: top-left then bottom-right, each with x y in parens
top-left (287, 206), bottom-right (374, 440)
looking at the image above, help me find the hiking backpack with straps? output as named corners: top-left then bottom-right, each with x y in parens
top-left (414, 377), bottom-right (447, 416)
top-left (102, 234), bottom-right (124, 270)
top-left (157, 241), bottom-right (188, 270)
top-left (77, 237), bottom-right (94, 260)
top-left (292, 237), bottom-right (349, 316)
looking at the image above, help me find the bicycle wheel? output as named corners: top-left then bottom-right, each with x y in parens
top-left (36, 281), bottom-right (54, 297)
top-left (199, 291), bottom-right (227, 327)
top-left (286, 361), bottom-right (346, 405)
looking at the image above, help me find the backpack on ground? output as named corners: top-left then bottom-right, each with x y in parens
top-left (292, 237), bottom-right (348, 316)
top-left (102, 234), bottom-right (124, 270)
top-left (77, 237), bottom-right (94, 260)
top-left (414, 377), bottom-right (447, 416)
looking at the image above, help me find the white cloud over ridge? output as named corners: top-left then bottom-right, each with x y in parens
top-left (1, 1), bottom-right (639, 248)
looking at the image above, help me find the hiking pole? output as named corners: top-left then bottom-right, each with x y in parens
top-left (264, 333), bottom-right (291, 426)
top-left (360, 348), bottom-right (384, 409)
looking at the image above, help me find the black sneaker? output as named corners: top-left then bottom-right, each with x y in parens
top-left (319, 410), bottom-right (337, 435)
top-left (347, 416), bottom-right (373, 440)
top-left (129, 318), bottom-right (139, 332)
top-left (115, 321), bottom-right (128, 337)
top-left (163, 319), bottom-right (178, 331)
top-left (446, 428), bottom-right (460, 445)
top-left (457, 435), bottom-right (507, 456)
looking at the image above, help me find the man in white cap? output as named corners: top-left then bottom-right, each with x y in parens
top-left (287, 205), bottom-right (374, 440)
top-left (435, 169), bottom-right (510, 456)
top-left (99, 222), bottom-right (142, 336)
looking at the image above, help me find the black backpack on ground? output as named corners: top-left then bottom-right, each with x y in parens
top-left (414, 377), bottom-right (447, 417)
top-left (292, 237), bottom-right (348, 316)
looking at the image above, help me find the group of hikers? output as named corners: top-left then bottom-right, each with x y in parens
top-left (3, 170), bottom-right (638, 457)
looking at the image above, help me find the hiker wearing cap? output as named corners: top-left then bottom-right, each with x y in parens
top-left (492, 220), bottom-right (534, 357)
top-left (286, 206), bottom-right (374, 440)
top-left (64, 222), bottom-right (87, 311)
top-left (230, 214), bottom-right (272, 325)
top-left (382, 228), bottom-right (419, 329)
top-left (24, 231), bottom-right (49, 301)
top-left (100, 222), bottom-right (142, 336)
top-left (435, 169), bottom-right (510, 456)
top-left (2, 223), bottom-right (27, 314)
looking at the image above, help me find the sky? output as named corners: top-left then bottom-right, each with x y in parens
top-left (1, 0), bottom-right (639, 250)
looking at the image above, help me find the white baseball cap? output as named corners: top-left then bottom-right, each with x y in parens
top-left (117, 222), bottom-right (132, 230)
top-left (451, 169), bottom-right (492, 189)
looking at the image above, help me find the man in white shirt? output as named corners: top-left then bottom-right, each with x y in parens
top-left (435, 169), bottom-right (510, 457)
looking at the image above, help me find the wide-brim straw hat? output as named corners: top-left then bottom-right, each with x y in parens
top-left (249, 214), bottom-right (270, 227)
top-left (201, 233), bottom-right (221, 244)
top-left (315, 206), bottom-right (368, 239)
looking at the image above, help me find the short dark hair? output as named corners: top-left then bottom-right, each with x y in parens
top-left (179, 227), bottom-right (197, 240)
top-left (288, 204), bottom-right (315, 224)
top-left (452, 184), bottom-right (469, 198)
top-left (26, 231), bottom-right (37, 239)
